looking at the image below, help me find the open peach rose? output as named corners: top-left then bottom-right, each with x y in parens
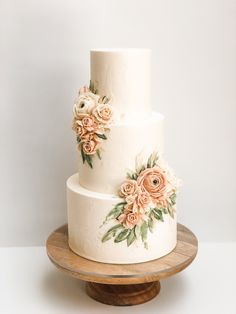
top-left (93, 103), bottom-right (113, 125)
top-left (119, 180), bottom-right (138, 198)
top-left (72, 118), bottom-right (86, 137)
top-left (137, 166), bottom-right (167, 201)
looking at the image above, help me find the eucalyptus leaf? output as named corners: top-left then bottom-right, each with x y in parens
top-left (101, 231), bottom-right (115, 242)
top-left (134, 224), bottom-right (141, 239)
top-left (170, 193), bottom-right (177, 205)
top-left (85, 154), bottom-right (93, 168)
top-left (81, 149), bottom-right (85, 164)
top-left (96, 150), bottom-right (102, 160)
top-left (141, 222), bottom-right (148, 243)
top-left (76, 136), bottom-right (81, 143)
top-left (127, 228), bottom-right (136, 246)
top-left (148, 218), bottom-right (154, 233)
top-left (96, 133), bottom-right (107, 140)
top-left (114, 229), bottom-right (130, 243)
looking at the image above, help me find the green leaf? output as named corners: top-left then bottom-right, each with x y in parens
top-left (144, 241), bottom-right (148, 249)
top-left (76, 135), bottom-right (81, 143)
top-left (105, 207), bottom-right (123, 221)
top-left (96, 149), bottom-right (102, 160)
top-left (147, 152), bottom-right (159, 168)
top-left (127, 228), bottom-right (136, 246)
top-left (162, 207), bottom-right (168, 214)
top-left (89, 80), bottom-right (95, 93)
top-left (85, 154), bottom-right (93, 168)
top-left (81, 149), bottom-right (85, 164)
top-left (114, 229), bottom-right (130, 243)
top-left (170, 193), bottom-right (177, 205)
top-left (102, 231), bottom-right (115, 242)
top-left (134, 224), bottom-right (141, 239)
top-left (141, 222), bottom-right (148, 243)
top-left (168, 206), bottom-right (175, 219)
top-left (152, 208), bottom-right (164, 221)
top-left (102, 224), bottom-right (124, 242)
top-left (115, 202), bottom-right (127, 209)
top-left (126, 171), bottom-right (138, 180)
top-left (148, 218), bottom-right (154, 233)
top-left (96, 133), bottom-right (107, 140)
top-left (102, 96), bottom-right (109, 104)
top-left (106, 223), bottom-right (124, 234)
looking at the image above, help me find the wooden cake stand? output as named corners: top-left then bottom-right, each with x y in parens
top-left (46, 223), bottom-right (198, 306)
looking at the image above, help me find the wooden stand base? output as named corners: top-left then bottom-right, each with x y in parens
top-left (86, 281), bottom-right (161, 306)
top-left (46, 223), bottom-right (197, 306)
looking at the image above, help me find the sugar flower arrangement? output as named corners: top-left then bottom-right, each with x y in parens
top-left (72, 81), bottom-right (113, 168)
top-left (101, 152), bottom-right (180, 249)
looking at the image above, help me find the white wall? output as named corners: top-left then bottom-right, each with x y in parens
top-left (1, 0), bottom-right (235, 245)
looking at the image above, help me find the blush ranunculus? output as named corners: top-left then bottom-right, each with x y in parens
top-left (93, 103), bottom-right (113, 125)
top-left (137, 166), bottom-right (167, 201)
top-left (119, 180), bottom-right (138, 198)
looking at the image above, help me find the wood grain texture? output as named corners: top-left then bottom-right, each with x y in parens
top-left (46, 223), bottom-right (198, 285)
top-left (86, 281), bottom-right (161, 306)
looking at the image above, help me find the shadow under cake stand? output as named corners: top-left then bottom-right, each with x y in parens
top-left (46, 223), bottom-right (198, 306)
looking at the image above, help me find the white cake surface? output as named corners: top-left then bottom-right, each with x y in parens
top-left (67, 48), bottom-right (178, 264)
top-left (67, 174), bottom-right (177, 264)
top-left (91, 48), bottom-right (151, 121)
top-left (78, 111), bottom-right (164, 194)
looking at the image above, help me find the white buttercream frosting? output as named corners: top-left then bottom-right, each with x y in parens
top-left (90, 49), bottom-right (151, 122)
top-left (78, 112), bottom-right (164, 194)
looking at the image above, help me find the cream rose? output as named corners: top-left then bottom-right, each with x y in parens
top-left (119, 180), bottom-right (138, 198)
top-left (92, 103), bottom-right (113, 125)
top-left (73, 92), bottom-right (100, 118)
top-left (137, 166), bottom-right (167, 201)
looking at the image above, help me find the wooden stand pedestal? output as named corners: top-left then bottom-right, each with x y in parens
top-left (46, 224), bottom-right (197, 306)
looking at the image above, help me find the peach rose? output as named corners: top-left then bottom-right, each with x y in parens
top-left (80, 116), bottom-right (98, 132)
top-left (136, 191), bottom-right (151, 209)
top-left (72, 118), bottom-right (86, 137)
top-left (119, 180), bottom-right (138, 198)
top-left (137, 166), bottom-right (167, 201)
top-left (118, 212), bottom-right (141, 229)
top-left (93, 103), bottom-right (113, 125)
top-left (82, 139), bottom-right (99, 155)
top-left (80, 131), bottom-right (102, 143)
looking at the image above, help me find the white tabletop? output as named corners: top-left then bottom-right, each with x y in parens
top-left (1, 243), bottom-right (236, 314)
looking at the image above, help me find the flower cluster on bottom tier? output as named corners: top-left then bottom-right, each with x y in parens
top-left (67, 170), bottom-right (177, 264)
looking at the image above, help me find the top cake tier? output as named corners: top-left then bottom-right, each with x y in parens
top-left (90, 49), bottom-right (151, 121)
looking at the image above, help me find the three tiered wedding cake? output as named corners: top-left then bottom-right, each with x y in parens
top-left (67, 49), bottom-right (179, 264)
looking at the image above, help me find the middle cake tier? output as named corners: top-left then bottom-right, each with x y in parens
top-left (78, 112), bottom-right (164, 194)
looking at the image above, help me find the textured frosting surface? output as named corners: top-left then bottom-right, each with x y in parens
top-left (91, 49), bottom-right (151, 121)
top-left (78, 112), bottom-right (164, 194)
top-left (67, 174), bottom-right (177, 264)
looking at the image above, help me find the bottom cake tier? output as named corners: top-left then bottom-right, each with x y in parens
top-left (67, 173), bottom-right (177, 264)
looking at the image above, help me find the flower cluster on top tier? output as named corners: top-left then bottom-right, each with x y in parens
top-left (72, 82), bottom-right (113, 168)
top-left (101, 152), bottom-right (180, 249)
